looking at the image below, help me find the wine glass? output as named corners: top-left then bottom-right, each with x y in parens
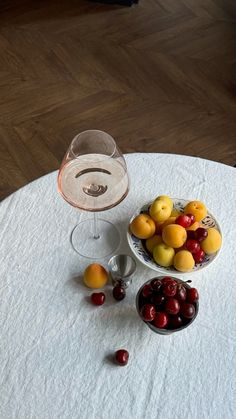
top-left (57, 130), bottom-right (129, 258)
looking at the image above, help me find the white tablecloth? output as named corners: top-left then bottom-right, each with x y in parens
top-left (0, 153), bottom-right (236, 419)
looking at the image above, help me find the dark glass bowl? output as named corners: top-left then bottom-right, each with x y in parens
top-left (136, 276), bottom-right (199, 335)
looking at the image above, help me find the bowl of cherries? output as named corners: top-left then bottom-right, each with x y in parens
top-left (136, 276), bottom-right (199, 335)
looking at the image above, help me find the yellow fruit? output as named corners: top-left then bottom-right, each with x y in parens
top-left (146, 235), bottom-right (162, 253)
top-left (157, 195), bottom-right (173, 211)
top-left (173, 250), bottom-right (195, 272)
top-left (130, 214), bottom-right (156, 239)
top-left (162, 224), bottom-right (187, 248)
top-left (171, 209), bottom-right (181, 217)
top-left (149, 199), bottom-right (171, 223)
top-left (201, 227), bottom-right (222, 254)
top-left (83, 263), bottom-right (108, 289)
top-left (153, 243), bottom-right (175, 267)
top-left (184, 200), bottom-right (207, 222)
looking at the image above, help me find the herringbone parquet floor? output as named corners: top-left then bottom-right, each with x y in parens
top-left (0, 0), bottom-right (236, 199)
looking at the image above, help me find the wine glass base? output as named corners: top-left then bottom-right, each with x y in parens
top-left (70, 218), bottom-right (121, 259)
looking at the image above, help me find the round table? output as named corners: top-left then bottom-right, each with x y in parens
top-left (1, 153), bottom-right (235, 419)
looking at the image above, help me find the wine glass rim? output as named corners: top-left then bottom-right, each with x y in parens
top-left (70, 129), bottom-right (117, 160)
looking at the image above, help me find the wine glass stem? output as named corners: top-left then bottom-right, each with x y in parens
top-left (93, 212), bottom-right (100, 239)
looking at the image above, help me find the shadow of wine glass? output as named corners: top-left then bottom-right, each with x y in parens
top-left (111, 218), bottom-right (132, 255)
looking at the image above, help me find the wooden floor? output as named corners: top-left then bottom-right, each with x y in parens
top-left (0, 0), bottom-right (236, 200)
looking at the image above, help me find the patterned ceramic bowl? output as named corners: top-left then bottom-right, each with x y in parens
top-left (136, 277), bottom-right (199, 335)
top-left (127, 198), bottom-right (222, 275)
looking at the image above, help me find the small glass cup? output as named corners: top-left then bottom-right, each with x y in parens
top-left (108, 254), bottom-right (136, 288)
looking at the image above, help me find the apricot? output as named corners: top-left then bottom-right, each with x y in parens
top-left (130, 214), bottom-right (156, 239)
top-left (149, 199), bottom-right (172, 223)
top-left (83, 263), bottom-right (108, 289)
top-left (153, 243), bottom-right (175, 267)
top-left (157, 195), bottom-right (173, 212)
top-left (184, 200), bottom-right (207, 222)
top-left (146, 235), bottom-right (163, 253)
top-left (173, 250), bottom-right (195, 272)
top-left (200, 228), bottom-right (222, 254)
top-left (162, 224), bottom-right (187, 248)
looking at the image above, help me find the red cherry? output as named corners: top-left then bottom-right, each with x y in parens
top-left (165, 298), bottom-right (180, 315)
top-left (186, 239), bottom-right (201, 254)
top-left (175, 214), bottom-right (192, 228)
top-left (150, 278), bottom-right (162, 292)
top-left (193, 248), bottom-right (205, 263)
top-left (91, 292), bottom-right (105, 306)
top-left (140, 304), bottom-right (156, 321)
top-left (180, 302), bottom-right (195, 318)
top-left (187, 288), bottom-right (199, 303)
top-left (163, 281), bottom-right (177, 297)
top-left (169, 315), bottom-right (183, 329)
top-left (195, 227), bottom-right (208, 242)
top-left (115, 349), bottom-right (129, 366)
top-left (142, 284), bottom-right (152, 298)
top-left (185, 213), bottom-right (195, 226)
top-left (175, 285), bottom-right (187, 302)
top-left (153, 312), bottom-right (168, 328)
top-left (162, 277), bottom-right (175, 286)
top-left (113, 286), bottom-right (126, 301)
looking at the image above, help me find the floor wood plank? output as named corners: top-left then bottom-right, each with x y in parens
top-left (0, 0), bottom-right (236, 199)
